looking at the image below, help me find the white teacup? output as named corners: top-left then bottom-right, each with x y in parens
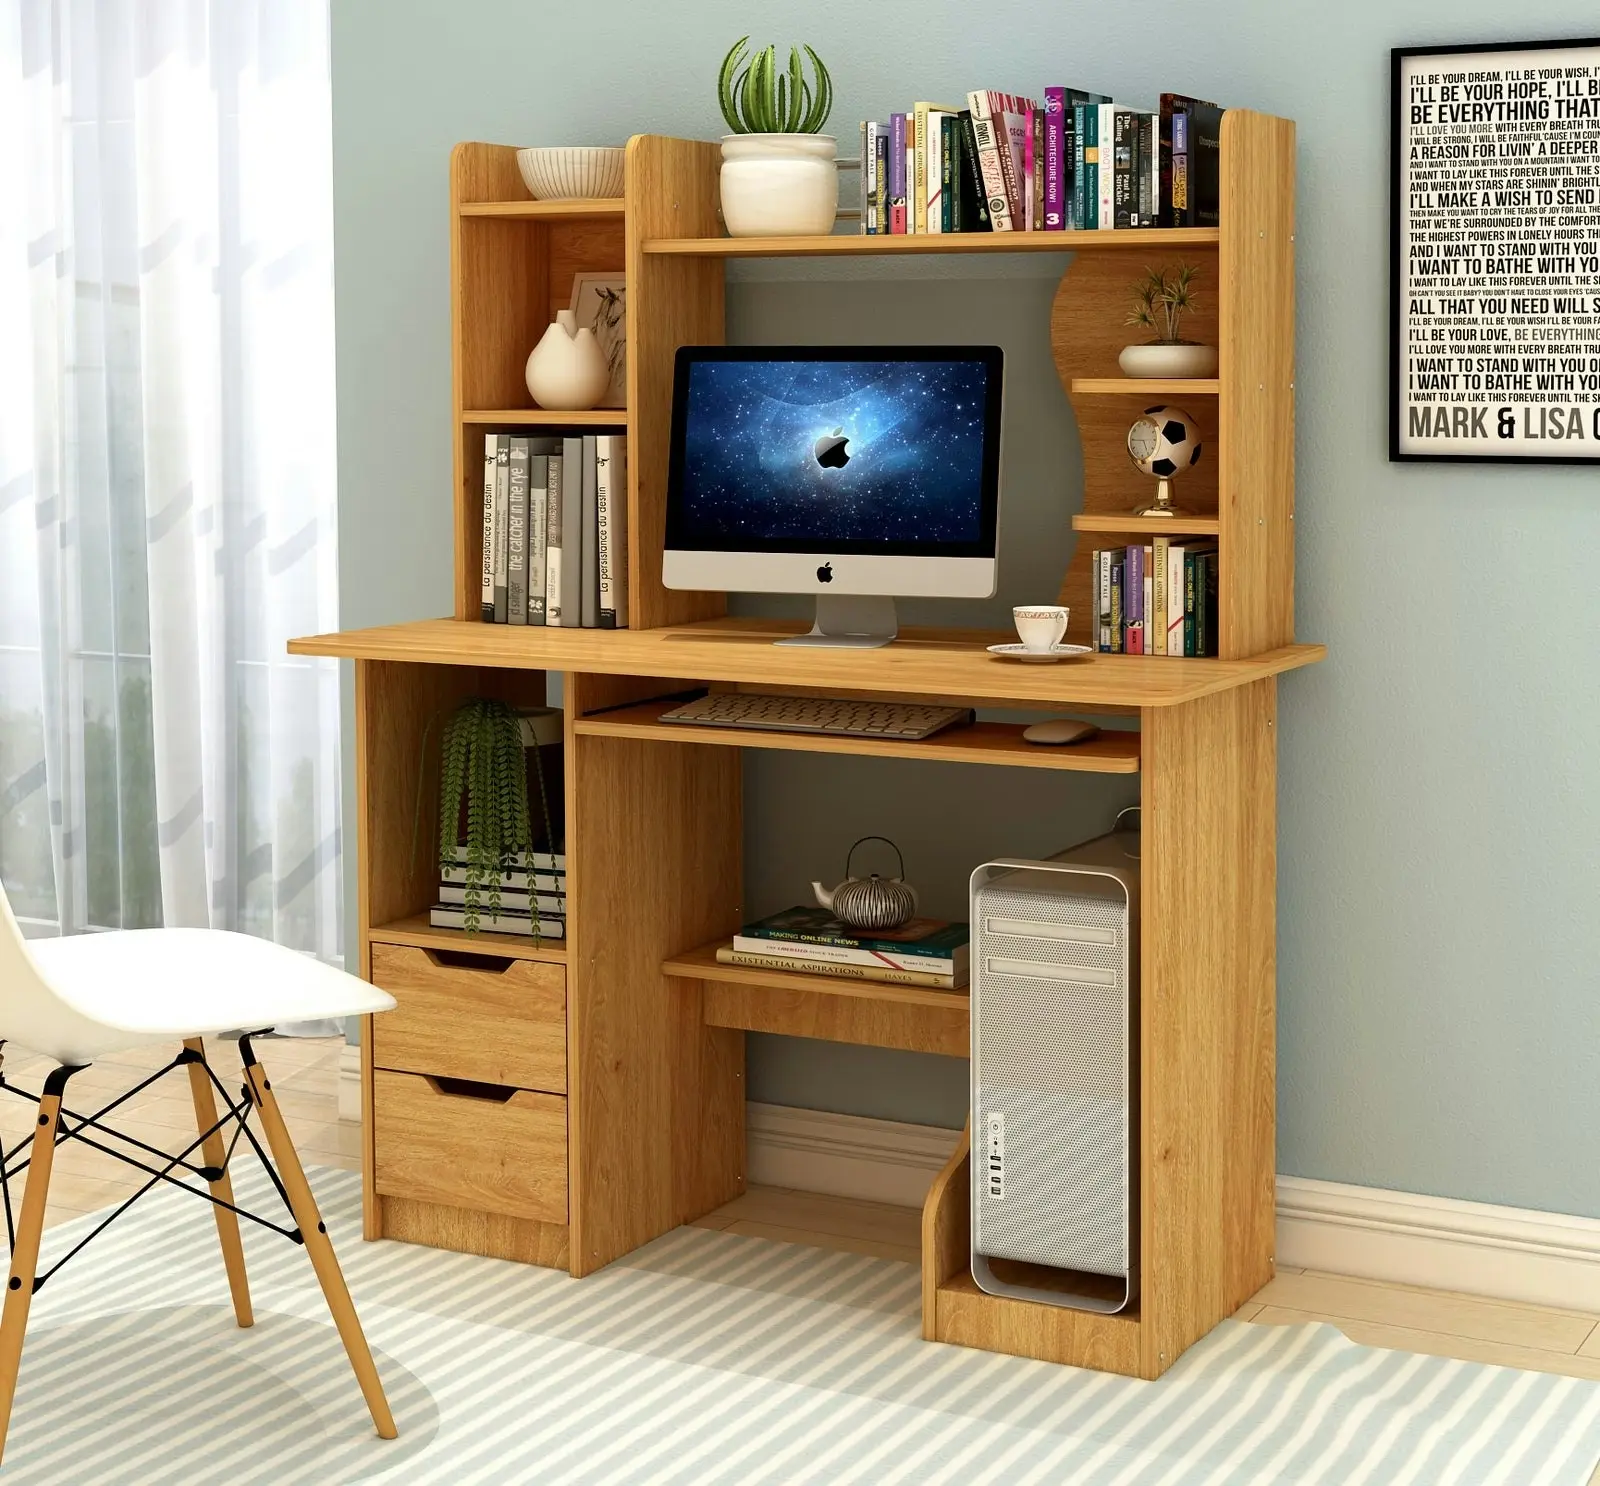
top-left (1013, 605), bottom-right (1069, 653)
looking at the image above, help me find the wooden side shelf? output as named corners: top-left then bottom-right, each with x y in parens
top-left (1072, 513), bottom-right (1221, 537)
top-left (643, 227), bottom-right (1221, 257)
top-left (574, 700), bottom-right (1140, 773)
top-left (368, 913), bottom-right (569, 965)
top-left (664, 941), bottom-right (969, 1057)
top-left (460, 199), bottom-right (624, 219)
top-left (1070, 378), bottom-right (1220, 396)
top-left (461, 409), bottom-right (630, 427)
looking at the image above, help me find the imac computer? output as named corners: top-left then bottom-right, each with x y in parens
top-left (664, 346), bottom-right (1004, 648)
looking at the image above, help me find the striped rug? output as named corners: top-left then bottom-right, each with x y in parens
top-left (5, 1167), bottom-right (1600, 1483)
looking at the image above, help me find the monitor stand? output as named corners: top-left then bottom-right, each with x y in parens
top-left (775, 594), bottom-right (898, 650)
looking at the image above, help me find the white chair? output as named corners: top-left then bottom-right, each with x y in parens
top-left (0, 883), bottom-right (398, 1462)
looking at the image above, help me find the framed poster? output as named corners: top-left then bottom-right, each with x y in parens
top-left (1392, 37), bottom-right (1600, 462)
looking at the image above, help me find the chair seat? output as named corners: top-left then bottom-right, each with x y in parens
top-left (16, 929), bottom-right (394, 1064)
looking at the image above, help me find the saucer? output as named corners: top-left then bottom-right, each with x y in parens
top-left (986, 643), bottom-right (1093, 664)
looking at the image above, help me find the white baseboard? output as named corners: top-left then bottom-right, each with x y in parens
top-left (338, 1042), bottom-right (361, 1124)
top-left (745, 1103), bottom-right (1600, 1310)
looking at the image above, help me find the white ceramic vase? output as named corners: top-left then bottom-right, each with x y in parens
top-left (720, 134), bottom-right (837, 237)
top-left (1117, 342), bottom-right (1220, 379)
top-left (525, 310), bottom-right (610, 410)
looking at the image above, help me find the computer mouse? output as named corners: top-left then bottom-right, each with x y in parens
top-left (1022, 719), bottom-right (1100, 746)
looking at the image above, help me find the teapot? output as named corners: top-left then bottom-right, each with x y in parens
top-left (812, 837), bottom-right (919, 932)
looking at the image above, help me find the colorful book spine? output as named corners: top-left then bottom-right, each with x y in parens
top-left (912, 106), bottom-right (928, 235)
top-left (480, 433), bottom-right (498, 622)
top-left (956, 112), bottom-right (990, 231)
top-left (1110, 554), bottom-right (1124, 652)
top-left (731, 935), bottom-right (962, 976)
top-left (1137, 111), bottom-right (1156, 227)
top-left (1183, 548), bottom-right (1198, 655)
top-left (1097, 548), bottom-right (1111, 651)
top-left (1022, 108), bottom-right (1036, 231)
top-left (715, 947), bottom-right (963, 991)
top-left (875, 127), bottom-right (889, 232)
top-left (940, 116), bottom-right (956, 231)
top-left (997, 94), bottom-right (1035, 226)
top-left (492, 437), bottom-right (509, 623)
top-left (888, 114), bottom-right (908, 234)
top-left (506, 436), bottom-right (529, 626)
top-left (967, 91), bottom-right (1014, 232)
top-left (1073, 104), bottom-right (1088, 231)
top-left (527, 451), bottom-right (547, 625)
top-left (1112, 108), bottom-right (1136, 229)
top-left (1031, 107), bottom-right (1045, 230)
top-left (1143, 545), bottom-right (1154, 653)
top-left (1151, 537), bottom-right (1168, 655)
top-left (1098, 103), bottom-right (1116, 233)
top-left (1165, 542), bottom-right (1185, 655)
top-left (1124, 543), bottom-right (1144, 654)
top-left (1043, 88), bottom-right (1066, 229)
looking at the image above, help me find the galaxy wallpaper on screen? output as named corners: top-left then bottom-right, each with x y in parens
top-left (676, 359), bottom-right (991, 546)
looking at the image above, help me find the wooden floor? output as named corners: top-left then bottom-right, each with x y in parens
top-left (0, 1035), bottom-right (355, 1231)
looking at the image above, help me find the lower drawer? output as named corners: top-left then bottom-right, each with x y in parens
top-left (372, 1069), bottom-right (567, 1225)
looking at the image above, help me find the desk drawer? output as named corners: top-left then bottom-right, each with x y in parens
top-left (372, 1069), bottom-right (567, 1224)
top-left (370, 943), bottom-right (566, 1093)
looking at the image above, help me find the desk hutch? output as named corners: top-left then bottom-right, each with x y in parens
top-left (292, 118), bottom-right (1324, 1381)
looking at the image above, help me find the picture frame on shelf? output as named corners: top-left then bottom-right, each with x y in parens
top-left (570, 273), bottom-right (627, 409)
top-left (1390, 36), bottom-right (1600, 464)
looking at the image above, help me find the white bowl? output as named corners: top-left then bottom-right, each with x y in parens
top-left (516, 146), bottom-right (625, 202)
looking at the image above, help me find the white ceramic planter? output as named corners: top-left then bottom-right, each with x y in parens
top-left (525, 310), bottom-right (610, 410)
top-left (720, 134), bottom-right (837, 237)
top-left (1117, 342), bottom-right (1220, 379)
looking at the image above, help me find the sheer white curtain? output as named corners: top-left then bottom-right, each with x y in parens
top-left (0, 2), bottom-right (343, 984)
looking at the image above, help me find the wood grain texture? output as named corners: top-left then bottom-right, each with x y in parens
top-left (379, 1196), bottom-right (570, 1269)
top-left (370, 944), bottom-right (567, 1093)
top-left (1072, 513), bottom-right (1220, 537)
top-left (1071, 379), bottom-right (1220, 396)
top-left (564, 672), bottom-right (743, 1276)
top-left (666, 976), bottom-right (747, 1224)
top-left (0, 1089), bottom-right (62, 1460)
top-left (459, 199), bottom-right (623, 219)
top-left (921, 1123), bottom-right (971, 1339)
top-left (643, 227), bottom-right (1220, 257)
top-left (625, 136), bottom-right (726, 629)
top-left (369, 913), bottom-right (567, 965)
top-left (1138, 679), bottom-right (1278, 1377)
top-left (372, 1069), bottom-right (568, 1225)
top-left (1052, 250), bottom-right (1220, 648)
top-left (702, 980), bottom-right (968, 1057)
top-left (297, 618), bottom-right (1325, 709)
top-left (461, 408), bottom-right (630, 427)
top-left (184, 1037), bottom-right (254, 1328)
top-left (1217, 110), bottom-right (1297, 658)
top-left (936, 1272), bottom-right (1143, 1373)
top-left (575, 702), bottom-right (1140, 773)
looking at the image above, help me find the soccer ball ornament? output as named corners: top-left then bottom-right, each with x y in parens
top-left (1126, 405), bottom-right (1203, 517)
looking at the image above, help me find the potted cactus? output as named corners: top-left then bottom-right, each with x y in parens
top-left (716, 37), bottom-right (836, 237)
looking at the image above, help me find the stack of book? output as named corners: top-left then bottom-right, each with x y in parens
top-left (429, 706), bottom-right (568, 938)
top-left (719, 907), bottom-right (970, 990)
top-left (859, 91), bottom-right (1223, 235)
top-left (480, 432), bottom-right (628, 630)
top-left (1091, 539), bottom-right (1218, 656)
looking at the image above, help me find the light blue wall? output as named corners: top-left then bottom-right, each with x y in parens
top-left (331, 1), bottom-right (1600, 1215)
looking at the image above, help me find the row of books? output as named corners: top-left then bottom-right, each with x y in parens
top-left (1091, 541), bottom-right (1218, 656)
top-left (720, 906), bottom-right (970, 990)
top-left (858, 91), bottom-right (1223, 235)
top-left (479, 432), bottom-right (629, 629)
top-left (429, 851), bottom-right (568, 938)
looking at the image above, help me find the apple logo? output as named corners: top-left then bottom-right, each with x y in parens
top-left (816, 562), bottom-right (834, 584)
top-left (813, 427), bottom-right (850, 469)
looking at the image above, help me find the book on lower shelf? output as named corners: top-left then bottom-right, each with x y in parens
top-left (1092, 542), bottom-right (1218, 656)
top-left (481, 429), bottom-right (626, 628)
top-left (727, 906), bottom-right (970, 989)
top-left (716, 946), bottom-right (965, 991)
top-left (429, 905), bottom-right (566, 939)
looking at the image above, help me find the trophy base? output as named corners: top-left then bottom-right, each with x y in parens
top-left (1131, 478), bottom-right (1193, 518)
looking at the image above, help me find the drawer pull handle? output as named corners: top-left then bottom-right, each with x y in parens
top-left (424, 948), bottom-right (515, 974)
top-left (424, 1075), bottom-right (518, 1103)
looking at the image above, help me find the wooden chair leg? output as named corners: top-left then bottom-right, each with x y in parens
top-left (183, 1038), bottom-right (253, 1328)
top-left (0, 1068), bottom-right (71, 1465)
top-left (242, 1054), bottom-right (397, 1439)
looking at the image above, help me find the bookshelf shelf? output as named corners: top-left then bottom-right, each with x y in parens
top-left (368, 913), bottom-right (568, 965)
top-left (1072, 513), bottom-right (1221, 537)
top-left (642, 226), bottom-right (1221, 258)
top-left (462, 409), bottom-right (630, 427)
top-left (459, 199), bottom-right (624, 219)
top-left (663, 940), bottom-right (969, 1057)
top-left (1070, 378), bottom-right (1220, 396)
top-left (573, 700), bottom-right (1141, 773)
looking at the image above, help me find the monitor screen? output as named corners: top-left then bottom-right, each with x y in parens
top-left (666, 348), bottom-right (1003, 557)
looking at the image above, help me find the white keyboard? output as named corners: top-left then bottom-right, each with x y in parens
top-left (659, 692), bottom-right (975, 741)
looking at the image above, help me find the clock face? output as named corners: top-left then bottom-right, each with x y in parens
top-left (1127, 418), bottom-right (1162, 462)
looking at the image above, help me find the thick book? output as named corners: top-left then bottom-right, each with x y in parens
top-left (1042, 88), bottom-right (1066, 229)
top-left (492, 438), bottom-right (510, 623)
top-left (443, 848), bottom-right (566, 874)
top-left (940, 116), bottom-right (957, 231)
top-left (888, 114), bottom-right (908, 234)
top-left (558, 435), bottom-right (583, 628)
top-left (997, 94), bottom-right (1037, 226)
top-left (506, 436), bottom-right (529, 626)
top-left (731, 934), bottom-right (966, 977)
top-left (526, 439), bottom-right (556, 625)
top-left (580, 434), bottom-right (599, 628)
top-left (438, 882), bottom-right (567, 913)
top-left (966, 91), bottom-right (1016, 231)
top-left (874, 127), bottom-right (889, 232)
top-left (1124, 542), bottom-right (1144, 654)
top-left (1073, 103), bottom-right (1090, 231)
top-left (596, 434), bottom-right (629, 628)
top-left (1161, 94), bottom-right (1219, 226)
top-left (1190, 103), bottom-right (1225, 227)
top-left (1097, 103), bottom-right (1117, 233)
top-left (1151, 537), bottom-right (1169, 655)
top-left (915, 103), bottom-right (960, 234)
top-left (955, 112), bottom-right (990, 231)
top-left (715, 947), bottom-right (965, 991)
top-left (1112, 108), bottom-right (1137, 229)
top-left (739, 906), bottom-right (970, 958)
top-left (429, 905), bottom-right (566, 938)
top-left (441, 864), bottom-right (565, 896)
top-left (1137, 111), bottom-right (1156, 228)
top-left (480, 434), bottom-right (499, 622)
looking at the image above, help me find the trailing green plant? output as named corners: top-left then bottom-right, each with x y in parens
top-left (717, 36), bottom-right (833, 135)
top-left (1126, 263), bottom-right (1202, 344)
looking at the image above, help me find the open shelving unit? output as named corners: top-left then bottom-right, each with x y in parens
top-left (293, 115), bottom-right (1320, 1382)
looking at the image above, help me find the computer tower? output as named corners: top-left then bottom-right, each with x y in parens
top-left (969, 827), bottom-right (1140, 1313)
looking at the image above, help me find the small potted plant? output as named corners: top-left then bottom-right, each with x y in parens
top-left (1118, 264), bottom-right (1219, 379)
top-left (716, 36), bottom-right (836, 237)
